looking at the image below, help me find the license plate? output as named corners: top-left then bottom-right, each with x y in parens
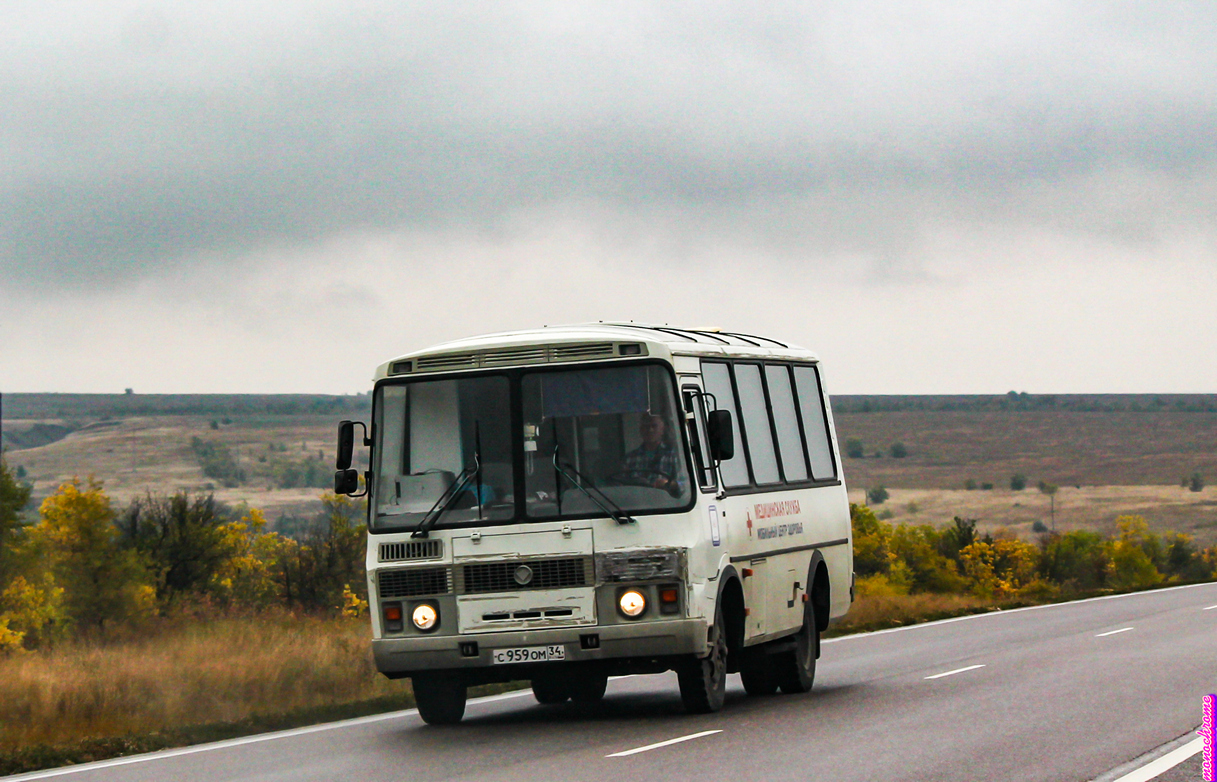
top-left (491, 645), bottom-right (566, 664)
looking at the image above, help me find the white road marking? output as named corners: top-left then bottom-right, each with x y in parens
top-left (1095, 627), bottom-right (1134, 637)
top-left (923, 664), bottom-right (985, 680)
top-left (1106, 737), bottom-right (1203, 782)
top-left (1203, 604), bottom-right (1217, 610)
top-left (824, 581), bottom-right (1217, 645)
top-left (3, 690), bottom-right (536, 781)
top-left (606, 730), bottom-right (723, 758)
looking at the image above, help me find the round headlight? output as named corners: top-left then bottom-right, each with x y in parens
top-left (618, 590), bottom-right (647, 618)
top-left (412, 603), bottom-right (438, 631)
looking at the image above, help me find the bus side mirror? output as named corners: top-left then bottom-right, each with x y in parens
top-left (707, 410), bottom-right (734, 461)
top-left (334, 469), bottom-right (359, 495)
top-left (336, 421), bottom-right (355, 470)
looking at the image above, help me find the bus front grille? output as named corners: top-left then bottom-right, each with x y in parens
top-left (379, 540), bottom-right (443, 562)
top-left (378, 566), bottom-right (452, 598)
top-left (457, 557), bottom-right (592, 594)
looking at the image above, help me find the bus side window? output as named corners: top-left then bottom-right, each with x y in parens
top-left (682, 387), bottom-right (717, 491)
top-left (792, 365), bottom-right (837, 480)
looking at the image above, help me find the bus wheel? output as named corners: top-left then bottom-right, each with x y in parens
top-left (678, 606), bottom-right (727, 713)
top-left (414, 673), bottom-right (467, 725)
top-left (568, 672), bottom-right (608, 704)
top-left (531, 675), bottom-right (570, 705)
top-left (775, 604), bottom-right (817, 694)
top-left (739, 646), bottom-right (777, 696)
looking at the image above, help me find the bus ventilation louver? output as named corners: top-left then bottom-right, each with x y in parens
top-left (377, 567), bottom-right (452, 598)
top-left (457, 557), bottom-right (593, 594)
top-left (379, 540), bottom-right (443, 562)
top-left (390, 342), bottom-right (643, 374)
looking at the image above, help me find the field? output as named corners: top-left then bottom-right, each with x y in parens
top-left (3, 394), bottom-right (1215, 542)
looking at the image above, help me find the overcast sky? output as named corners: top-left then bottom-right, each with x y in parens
top-left (2, 1), bottom-right (1215, 395)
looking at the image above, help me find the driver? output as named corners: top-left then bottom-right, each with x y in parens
top-left (618, 413), bottom-right (684, 494)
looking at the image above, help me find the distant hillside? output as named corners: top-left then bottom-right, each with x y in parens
top-left (2, 393), bottom-right (370, 420)
top-left (831, 393), bottom-right (1217, 414)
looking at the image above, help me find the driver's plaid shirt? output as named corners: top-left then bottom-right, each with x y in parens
top-left (619, 444), bottom-right (683, 490)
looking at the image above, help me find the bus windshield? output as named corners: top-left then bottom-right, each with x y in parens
top-left (372, 363), bottom-right (692, 532)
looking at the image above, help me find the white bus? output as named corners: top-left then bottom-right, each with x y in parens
top-left (334, 324), bottom-right (853, 724)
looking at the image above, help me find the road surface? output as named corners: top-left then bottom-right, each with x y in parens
top-left (8, 582), bottom-right (1216, 782)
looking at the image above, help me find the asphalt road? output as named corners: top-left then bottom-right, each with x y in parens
top-left (10, 582), bottom-right (1217, 782)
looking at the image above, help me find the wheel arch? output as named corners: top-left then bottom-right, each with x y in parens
top-left (808, 550), bottom-right (831, 633)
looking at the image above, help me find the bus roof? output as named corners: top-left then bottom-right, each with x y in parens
top-left (374, 323), bottom-right (820, 381)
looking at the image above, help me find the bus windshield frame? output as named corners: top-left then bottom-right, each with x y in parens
top-left (369, 359), bottom-right (696, 534)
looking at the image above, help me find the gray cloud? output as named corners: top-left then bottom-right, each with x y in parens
top-left (3, 1), bottom-right (1217, 291)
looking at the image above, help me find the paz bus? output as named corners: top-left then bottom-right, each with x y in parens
top-left (334, 324), bottom-right (853, 724)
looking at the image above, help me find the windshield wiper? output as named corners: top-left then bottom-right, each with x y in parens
top-left (412, 423), bottom-right (482, 539)
top-left (551, 445), bottom-right (636, 526)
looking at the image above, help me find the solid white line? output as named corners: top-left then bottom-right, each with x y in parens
top-left (606, 730), bottom-right (722, 758)
top-left (1095, 627), bottom-right (1134, 637)
top-left (1204, 605), bottom-right (1217, 610)
top-left (923, 664), bottom-right (985, 680)
top-left (3, 689), bottom-right (535, 781)
top-left (823, 581), bottom-right (1217, 645)
top-left (1106, 738), bottom-right (1203, 782)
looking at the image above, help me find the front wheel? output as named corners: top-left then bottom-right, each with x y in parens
top-left (775, 603), bottom-right (818, 694)
top-left (413, 673), bottom-right (467, 725)
top-left (531, 675), bottom-right (570, 705)
top-left (568, 672), bottom-right (608, 703)
top-left (678, 608), bottom-right (727, 713)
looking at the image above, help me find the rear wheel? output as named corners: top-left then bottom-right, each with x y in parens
top-left (568, 672), bottom-right (609, 704)
top-left (775, 602), bottom-right (818, 694)
top-left (413, 673), bottom-right (467, 725)
top-left (678, 606), bottom-right (728, 713)
top-left (739, 646), bottom-right (777, 696)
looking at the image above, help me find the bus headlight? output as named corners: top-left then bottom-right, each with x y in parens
top-left (618, 589), bottom-right (647, 618)
top-left (412, 603), bottom-right (439, 632)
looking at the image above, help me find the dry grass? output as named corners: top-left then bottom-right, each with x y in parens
top-left (848, 484), bottom-right (1217, 547)
top-left (826, 593), bottom-right (1003, 637)
top-left (836, 409), bottom-right (1217, 488)
top-left (0, 612), bottom-right (405, 751)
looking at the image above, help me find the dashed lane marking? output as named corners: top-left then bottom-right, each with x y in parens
top-left (923, 664), bottom-right (985, 680)
top-left (606, 730), bottom-right (723, 758)
top-left (1095, 627), bottom-right (1134, 637)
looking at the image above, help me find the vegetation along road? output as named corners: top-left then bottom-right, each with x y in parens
top-left (6, 581), bottom-right (1214, 782)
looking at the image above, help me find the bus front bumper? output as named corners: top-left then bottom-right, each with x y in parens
top-left (373, 618), bottom-right (709, 676)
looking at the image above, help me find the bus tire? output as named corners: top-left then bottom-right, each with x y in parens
top-left (678, 605), bottom-right (728, 713)
top-left (531, 675), bottom-right (570, 704)
top-left (568, 671), bottom-right (609, 703)
top-left (776, 602), bottom-right (817, 695)
top-left (413, 673), bottom-right (467, 725)
top-left (739, 646), bottom-right (777, 696)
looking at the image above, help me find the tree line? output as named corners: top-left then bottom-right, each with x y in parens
top-left (852, 503), bottom-right (1217, 599)
top-left (0, 459), bottom-right (366, 653)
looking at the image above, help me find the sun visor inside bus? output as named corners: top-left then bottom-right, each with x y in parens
top-left (540, 368), bottom-right (649, 418)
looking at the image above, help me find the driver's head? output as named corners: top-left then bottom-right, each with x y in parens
top-left (639, 414), bottom-right (666, 448)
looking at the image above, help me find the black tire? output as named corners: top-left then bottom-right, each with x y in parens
top-left (531, 675), bottom-right (570, 705)
top-left (413, 673), bottom-right (467, 725)
top-left (568, 672), bottom-right (609, 704)
top-left (678, 605), bottom-right (728, 713)
top-left (775, 602), bottom-right (818, 695)
top-left (739, 646), bottom-right (777, 696)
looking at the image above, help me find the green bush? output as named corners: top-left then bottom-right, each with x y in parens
top-left (890, 442), bottom-right (908, 458)
top-left (867, 486), bottom-right (890, 505)
top-left (845, 439), bottom-right (865, 459)
top-left (1010, 473), bottom-right (1027, 491)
